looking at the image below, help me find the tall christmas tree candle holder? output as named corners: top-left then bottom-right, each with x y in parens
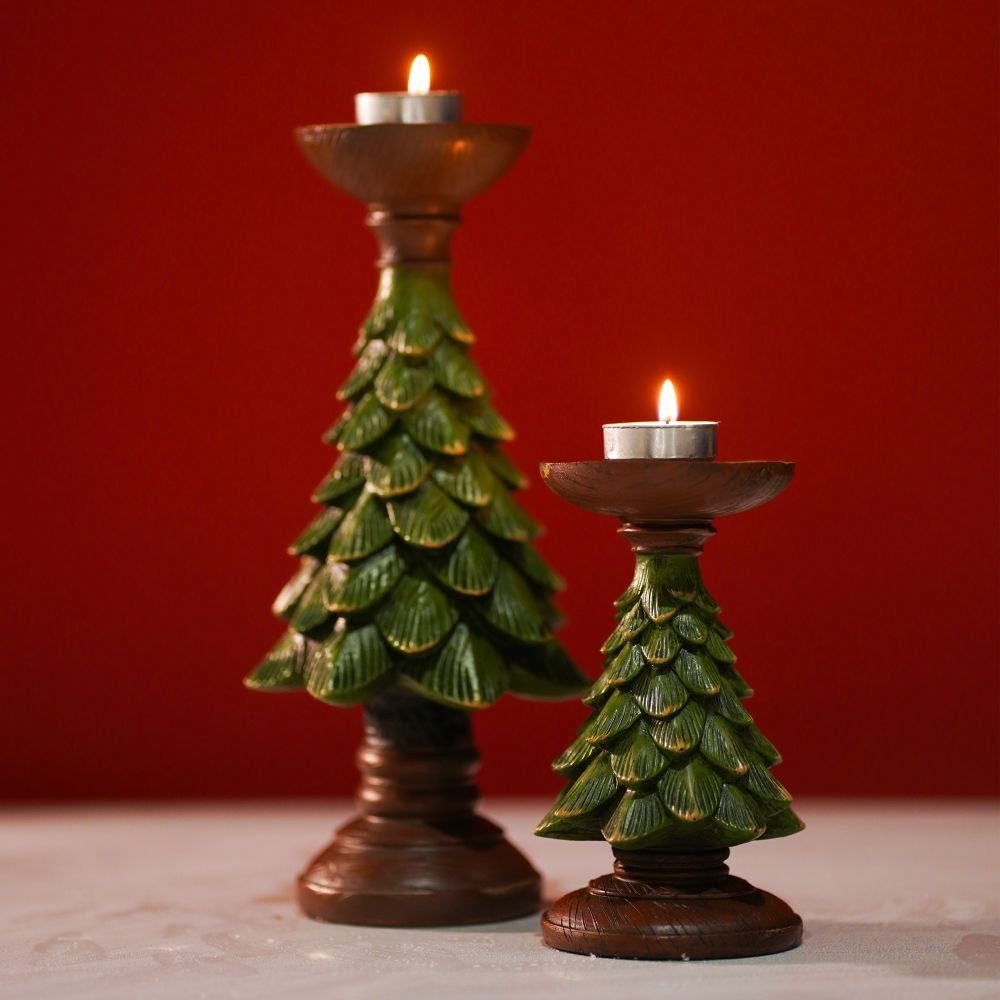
top-left (536, 456), bottom-right (804, 959)
top-left (246, 91), bottom-right (587, 926)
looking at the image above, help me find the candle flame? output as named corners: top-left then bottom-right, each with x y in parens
top-left (408, 54), bottom-right (431, 94)
top-left (658, 379), bottom-right (679, 423)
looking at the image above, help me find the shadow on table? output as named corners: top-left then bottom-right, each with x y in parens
top-left (453, 916), bottom-right (1000, 980)
top-left (764, 920), bottom-right (999, 981)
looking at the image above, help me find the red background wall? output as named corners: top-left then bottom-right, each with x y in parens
top-left (3, 1), bottom-right (997, 800)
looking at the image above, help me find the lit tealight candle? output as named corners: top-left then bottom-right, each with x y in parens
top-left (355, 54), bottom-right (462, 124)
top-left (603, 379), bottom-right (718, 459)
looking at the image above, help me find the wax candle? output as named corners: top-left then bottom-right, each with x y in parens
top-left (603, 379), bottom-right (717, 459)
top-left (355, 54), bottom-right (461, 124)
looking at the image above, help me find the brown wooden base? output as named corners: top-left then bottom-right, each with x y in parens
top-left (541, 848), bottom-right (802, 960)
top-left (298, 812), bottom-right (540, 927)
top-left (297, 693), bottom-right (540, 927)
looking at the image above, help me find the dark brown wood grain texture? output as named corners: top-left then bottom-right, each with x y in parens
top-left (295, 122), bottom-right (530, 218)
top-left (296, 125), bottom-right (531, 267)
top-left (541, 849), bottom-right (802, 960)
top-left (541, 460), bottom-right (794, 522)
top-left (298, 693), bottom-right (540, 926)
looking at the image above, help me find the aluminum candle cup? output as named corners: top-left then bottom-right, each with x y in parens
top-left (603, 422), bottom-right (718, 460)
top-left (355, 91), bottom-right (462, 124)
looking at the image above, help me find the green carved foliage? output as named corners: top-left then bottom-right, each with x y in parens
top-left (460, 398), bottom-right (514, 441)
top-left (247, 266), bottom-right (586, 711)
top-left (338, 394), bottom-right (395, 451)
top-left (338, 340), bottom-right (388, 401)
top-left (552, 755), bottom-right (617, 817)
top-left (483, 447), bottom-right (528, 489)
top-left (388, 311), bottom-right (441, 357)
top-left (602, 604), bottom-right (648, 655)
top-left (506, 541), bottom-right (564, 591)
top-left (605, 645), bottom-right (646, 686)
top-left (673, 648), bottom-right (722, 696)
top-left (328, 491), bottom-right (394, 561)
top-left (551, 734), bottom-right (599, 776)
top-left (367, 436), bottom-right (431, 498)
top-left (375, 576), bottom-right (457, 654)
top-left (403, 393), bottom-right (470, 455)
top-left (641, 624), bottom-right (681, 666)
top-left (325, 545), bottom-right (406, 614)
top-left (289, 568), bottom-right (334, 632)
top-left (374, 355), bottom-right (434, 412)
top-left (601, 789), bottom-right (669, 847)
top-left (272, 558), bottom-right (320, 620)
top-left (431, 338), bottom-right (485, 399)
top-left (478, 490), bottom-right (540, 542)
top-left (402, 623), bottom-right (509, 709)
top-left (508, 642), bottom-right (590, 699)
top-left (481, 561), bottom-right (551, 643)
top-left (660, 758), bottom-right (723, 821)
top-left (610, 723), bottom-right (668, 785)
top-left (536, 553), bottom-right (802, 850)
top-left (429, 527), bottom-right (499, 595)
top-left (245, 630), bottom-right (309, 691)
top-left (311, 452), bottom-right (367, 504)
top-left (387, 481), bottom-right (469, 549)
top-left (433, 451), bottom-right (495, 507)
top-left (306, 623), bottom-right (395, 705)
top-left (288, 507), bottom-right (345, 557)
top-left (649, 701), bottom-right (706, 755)
top-left (630, 669), bottom-right (688, 718)
top-left (585, 690), bottom-right (640, 747)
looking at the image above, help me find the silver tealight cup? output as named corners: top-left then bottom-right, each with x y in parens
top-left (603, 421), bottom-right (718, 460)
top-left (354, 90), bottom-right (462, 124)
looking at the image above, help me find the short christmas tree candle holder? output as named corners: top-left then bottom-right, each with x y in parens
top-left (536, 458), bottom-right (804, 960)
top-left (246, 119), bottom-right (587, 927)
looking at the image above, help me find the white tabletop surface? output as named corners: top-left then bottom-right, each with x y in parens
top-left (1, 800), bottom-right (997, 999)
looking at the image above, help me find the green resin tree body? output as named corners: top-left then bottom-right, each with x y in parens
top-left (246, 264), bottom-right (586, 711)
top-left (537, 552), bottom-right (802, 850)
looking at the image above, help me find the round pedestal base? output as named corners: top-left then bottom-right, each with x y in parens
top-left (541, 851), bottom-right (802, 960)
top-left (297, 813), bottom-right (541, 927)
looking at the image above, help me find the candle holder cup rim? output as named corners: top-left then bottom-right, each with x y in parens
top-left (602, 421), bottom-right (720, 428)
top-left (295, 122), bottom-right (531, 136)
top-left (354, 90), bottom-right (463, 99)
top-left (294, 123), bottom-right (530, 209)
top-left (539, 459), bottom-right (794, 523)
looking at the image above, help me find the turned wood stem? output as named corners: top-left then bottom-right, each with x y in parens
top-left (619, 521), bottom-right (716, 555)
top-left (356, 693), bottom-right (480, 820)
top-left (612, 848), bottom-right (731, 888)
top-left (367, 209), bottom-right (459, 266)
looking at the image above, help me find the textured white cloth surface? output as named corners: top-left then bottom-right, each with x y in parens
top-left (1, 800), bottom-right (997, 999)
